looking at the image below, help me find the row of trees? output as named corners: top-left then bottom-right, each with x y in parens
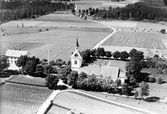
top-left (81, 47), bottom-right (140, 64)
top-left (0, 0), bottom-right (74, 22)
top-left (46, 70), bottom-right (149, 99)
top-left (82, 2), bottom-right (167, 22)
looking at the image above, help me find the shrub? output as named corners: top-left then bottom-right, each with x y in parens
top-left (160, 29), bottom-right (166, 34)
top-left (139, 81), bottom-right (149, 99)
top-left (67, 71), bottom-right (78, 88)
top-left (156, 77), bottom-right (164, 84)
top-left (148, 76), bottom-right (156, 83)
top-left (45, 74), bottom-right (59, 89)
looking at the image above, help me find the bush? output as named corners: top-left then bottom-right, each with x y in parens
top-left (160, 29), bottom-right (166, 34)
top-left (156, 77), bottom-right (164, 84)
top-left (67, 71), bottom-right (78, 88)
top-left (148, 76), bottom-right (156, 83)
top-left (45, 74), bottom-right (59, 89)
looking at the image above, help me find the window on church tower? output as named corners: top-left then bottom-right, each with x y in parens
top-left (74, 53), bottom-right (78, 57)
top-left (74, 60), bottom-right (77, 65)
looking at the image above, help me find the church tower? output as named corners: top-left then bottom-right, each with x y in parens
top-left (71, 38), bottom-right (83, 71)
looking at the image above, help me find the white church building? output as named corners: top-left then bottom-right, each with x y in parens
top-left (70, 39), bottom-right (126, 83)
top-left (5, 49), bottom-right (30, 70)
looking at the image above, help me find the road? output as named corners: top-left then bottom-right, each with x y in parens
top-left (50, 91), bottom-right (151, 114)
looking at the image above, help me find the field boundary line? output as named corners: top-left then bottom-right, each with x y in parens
top-left (5, 80), bottom-right (46, 87)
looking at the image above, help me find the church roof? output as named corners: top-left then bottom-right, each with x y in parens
top-left (71, 48), bottom-right (82, 58)
top-left (78, 65), bottom-right (120, 80)
top-left (5, 49), bottom-right (29, 58)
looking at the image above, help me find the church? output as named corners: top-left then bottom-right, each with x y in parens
top-left (70, 39), bottom-right (126, 83)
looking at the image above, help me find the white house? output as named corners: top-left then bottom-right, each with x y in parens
top-left (5, 49), bottom-right (30, 70)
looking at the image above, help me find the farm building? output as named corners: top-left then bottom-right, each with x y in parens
top-left (71, 39), bottom-right (126, 83)
top-left (5, 49), bottom-right (30, 70)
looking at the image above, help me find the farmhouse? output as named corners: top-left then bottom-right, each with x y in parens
top-left (5, 49), bottom-right (30, 70)
top-left (71, 39), bottom-right (126, 83)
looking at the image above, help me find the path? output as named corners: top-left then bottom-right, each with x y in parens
top-left (36, 90), bottom-right (158, 114)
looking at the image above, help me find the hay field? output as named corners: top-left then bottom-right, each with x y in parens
top-left (0, 83), bottom-right (52, 114)
top-left (0, 13), bottom-right (112, 61)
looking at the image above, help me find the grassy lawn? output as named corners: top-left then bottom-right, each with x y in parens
top-left (6, 75), bottom-right (47, 87)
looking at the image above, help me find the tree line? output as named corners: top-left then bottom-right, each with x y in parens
top-left (0, 0), bottom-right (75, 23)
top-left (80, 2), bottom-right (167, 22)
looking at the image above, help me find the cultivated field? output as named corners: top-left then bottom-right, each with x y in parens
top-left (0, 13), bottom-right (112, 61)
top-left (102, 31), bottom-right (166, 49)
top-left (99, 20), bottom-right (167, 58)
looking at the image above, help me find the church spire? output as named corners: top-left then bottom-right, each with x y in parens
top-left (75, 38), bottom-right (79, 50)
top-left (76, 38), bottom-right (79, 47)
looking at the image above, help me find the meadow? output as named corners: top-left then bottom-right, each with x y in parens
top-left (0, 83), bottom-right (52, 114)
top-left (0, 13), bottom-right (112, 61)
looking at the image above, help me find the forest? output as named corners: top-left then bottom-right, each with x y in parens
top-left (0, 0), bottom-right (75, 23)
top-left (83, 2), bottom-right (167, 22)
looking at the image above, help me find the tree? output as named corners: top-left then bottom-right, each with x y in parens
top-left (82, 49), bottom-right (92, 63)
top-left (24, 60), bottom-right (36, 75)
top-left (105, 51), bottom-right (112, 58)
top-left (164, 0), bottom-right (167, 5)
top-left (16, 55), bottom-right (28, 68)
top-left (58, 65), bottom-right (71, 78)
top-left (0, 55), bottom-right (9, 73)
top-left (95, 47), bottom-right (105, 58)
top-left (45, 74), bottom-right (59, 89)
top-left (35, 65), bottom-right (45, 77)
top-left (77, 72), bottom-right (88, 88)
top-left (67, 71), bottom-right (78, 88)
top-left (113, 51), bottom-right (120, 59)
top-left (129, 49), bottom-right (144, 62)
top-left (122, 83), bottom-right (130, 96)
top-left (160, 29), bottom-right (166, 34)
top-left (120, 51), bottom-right (129, 61)
top-left (139, 81), bottom-right (149, 99)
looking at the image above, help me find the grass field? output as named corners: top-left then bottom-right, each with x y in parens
top-left (0, 82), bottom-right (52, 114)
